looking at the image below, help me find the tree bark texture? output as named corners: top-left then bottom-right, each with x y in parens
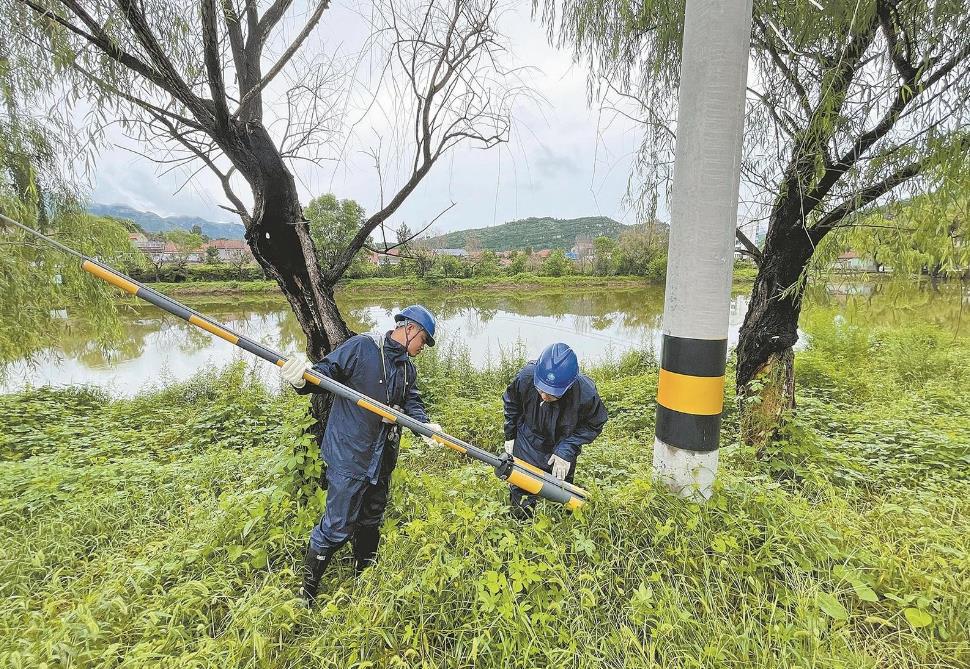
top-left (232, 122), bottom-right (352, 361)
top-left (221, 120), bottom-right (352, 478)
top-left (735, 206), bottom-right (815, 446)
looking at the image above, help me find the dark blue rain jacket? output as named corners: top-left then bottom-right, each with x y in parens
top-left (503, 362), bottom-right (608, 467)
top-left (298, 332), bottom-right (428, 483)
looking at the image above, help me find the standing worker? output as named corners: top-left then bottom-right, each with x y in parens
top-left (280, 305), bottom-right (442, 605)
top-left (503, 342), bottom-right (607, 519)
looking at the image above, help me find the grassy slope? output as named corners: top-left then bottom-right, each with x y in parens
top-left (0, 319), bottom-right (967, 667)
top-left (146, 274), bottom-right (658, 297)
top-left (144, 265), bottom-right (760, 297)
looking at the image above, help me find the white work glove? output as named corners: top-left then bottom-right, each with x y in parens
top-left (504, 439), bottom-right (514, 455)
top-left (280, 356), bottom-right (309, 389)
top-left (421, 423), bottom-right (442, 447)
top-left (548, 453), bottom-right (571, 480)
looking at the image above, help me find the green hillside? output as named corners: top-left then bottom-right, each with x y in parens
top-left (424, 216), bottom-right (627, 251)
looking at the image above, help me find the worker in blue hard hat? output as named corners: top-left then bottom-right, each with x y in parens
top-left (502, 342), bottom-right (608, 519)
top-left (279, 304), bottom-right (440, 605)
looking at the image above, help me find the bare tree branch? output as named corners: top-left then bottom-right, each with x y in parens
top-left (21, 0), bottom-right (178, 102)
top-left (200, 0), bottom-right (231, 129)
top-left (222, 0), bottom-right (249, 86)
top-left (113, 0), bottom-right (212, 120)
top-left (877, 0), bottom-right (918, 80)
top-left (234, 0), bottom-right (331, 120)
top-left (324, 0), bottom-right (517, 283)
top-left (148, 111), bottom-right (252, 225)
top-left (735, 228), bottom-right (763, 265)
top-left (752, 16), bottom-right (812, 118)
top-left (68, 62), bottom-right (205, 131)
top-left (256, 0), bottom-right (294, 42)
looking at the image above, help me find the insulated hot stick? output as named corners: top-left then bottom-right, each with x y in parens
top-left (1, 214), bottom-right (589, 509)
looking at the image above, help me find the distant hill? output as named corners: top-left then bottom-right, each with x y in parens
top-left (423, 216), bottom-right (628, 251)
top-left (89, 203), bottom-right (246, 240)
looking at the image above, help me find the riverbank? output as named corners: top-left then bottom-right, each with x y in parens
top-left (1, 319), bottom-right (967, 666)
top-left (145, 268), bottom-right (760, 297)
top-left (146, 274), bottom-right (656, 296)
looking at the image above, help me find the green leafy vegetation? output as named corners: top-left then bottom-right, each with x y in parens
top-left (0, 210), bottom-right (137, 368)
top-left (150, 274), bottom-right (657, 296)
top-left (305, 194), bottom-right (371, 278)
top-left (827, 190), bottom-right (970, 279)
top-left (1, 317), bottom-right (967, 666)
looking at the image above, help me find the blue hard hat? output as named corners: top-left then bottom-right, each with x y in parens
top-left (534, 342), bottom-right (578, 396)
top-left (394, 304), bottom-right (436, 347)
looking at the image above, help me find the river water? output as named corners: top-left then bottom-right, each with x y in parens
top-left (3, 280), bottom-right (966, 395)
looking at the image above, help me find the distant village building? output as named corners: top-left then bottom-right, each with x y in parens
top-left (129, 232), bottom-right (165, 261)
top-left (203, 239), bottom-right (252, 262)
top-left (159, 242), bottom-right (203, 263)
top-left (833, 250), bottom-right (879, 273)
top-left (129, 233), bottom-right (251, 264)
top-left (571, 236), bottom-right (594, 262)
top-left (369, 247), bottom-right (402, 265)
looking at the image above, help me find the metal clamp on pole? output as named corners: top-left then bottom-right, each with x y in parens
top-left (494, 453), bottom-right (514, 480)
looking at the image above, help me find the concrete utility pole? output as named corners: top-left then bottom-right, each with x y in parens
top-left (653, 0), bottom-right (753, 498)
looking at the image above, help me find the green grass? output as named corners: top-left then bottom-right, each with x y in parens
top-left (148, 268), bottom-right (764, 297)
top-left (149, 274), bottom-right (656, 297)
top-left (0, 322), bottom-right (967, 667)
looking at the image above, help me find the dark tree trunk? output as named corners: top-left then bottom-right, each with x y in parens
top-left (735, 205), bottom-right (815, 448)
top-left (235, 123), bottom-right (352, 360)
top-left (225, 121), bottom-right (355, 489)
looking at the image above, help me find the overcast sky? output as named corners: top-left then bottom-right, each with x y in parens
top-left (89, 3), bottom-right (643, 233)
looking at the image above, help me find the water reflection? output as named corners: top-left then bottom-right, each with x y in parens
top-left (3, 281), bottom-right (965, 395)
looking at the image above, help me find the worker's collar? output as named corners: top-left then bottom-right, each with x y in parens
top-left (384, 331), bottom-right (409, 359)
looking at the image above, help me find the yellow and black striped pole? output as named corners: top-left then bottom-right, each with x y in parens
top-left (654, 0), bottom-right (752, 498)
top-left (1, 213), bottom-right (588, 509)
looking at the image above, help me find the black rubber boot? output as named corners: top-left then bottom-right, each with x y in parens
top-left (352, 525), bottom-right (381, 575)
top-left (301, 543), bottom-right (336, 606)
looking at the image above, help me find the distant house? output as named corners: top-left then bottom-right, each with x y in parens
top-left (129, 233), bottom-right (165, 261)
top-left (369, 247), bottom-right (402, 265)
top-left (533, 249), bottom-right (552, 260)
top-left (203, 239), bottom-right (252, 262)
top-left (833, 250), bottom-right (879, 272)
top-left (159, 242), bottom-right (203, 263)
top-left (571, 237), bottom-right (594, 261)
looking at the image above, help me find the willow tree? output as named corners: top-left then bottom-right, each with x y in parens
top-left (8, 0), bottom-right (518, 360)
top-left (0, 40), bottom-right (135, 368)
top-left (542, 0), bottom-right (970, 444)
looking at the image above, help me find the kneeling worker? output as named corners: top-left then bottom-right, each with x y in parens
top-left (280, 305), bottom-right (442, 604)
top-left (503, 342), bottom-right (607, 518)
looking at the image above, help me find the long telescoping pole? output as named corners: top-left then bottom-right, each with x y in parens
top-left (1, 213), bottom-right (588, 509)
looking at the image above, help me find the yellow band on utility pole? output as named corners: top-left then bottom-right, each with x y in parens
top-left (656, 368), bottom-right (725, 415)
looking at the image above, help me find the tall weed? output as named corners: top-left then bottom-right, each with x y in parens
top-left (0, 321), bottom-right (967, 667)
